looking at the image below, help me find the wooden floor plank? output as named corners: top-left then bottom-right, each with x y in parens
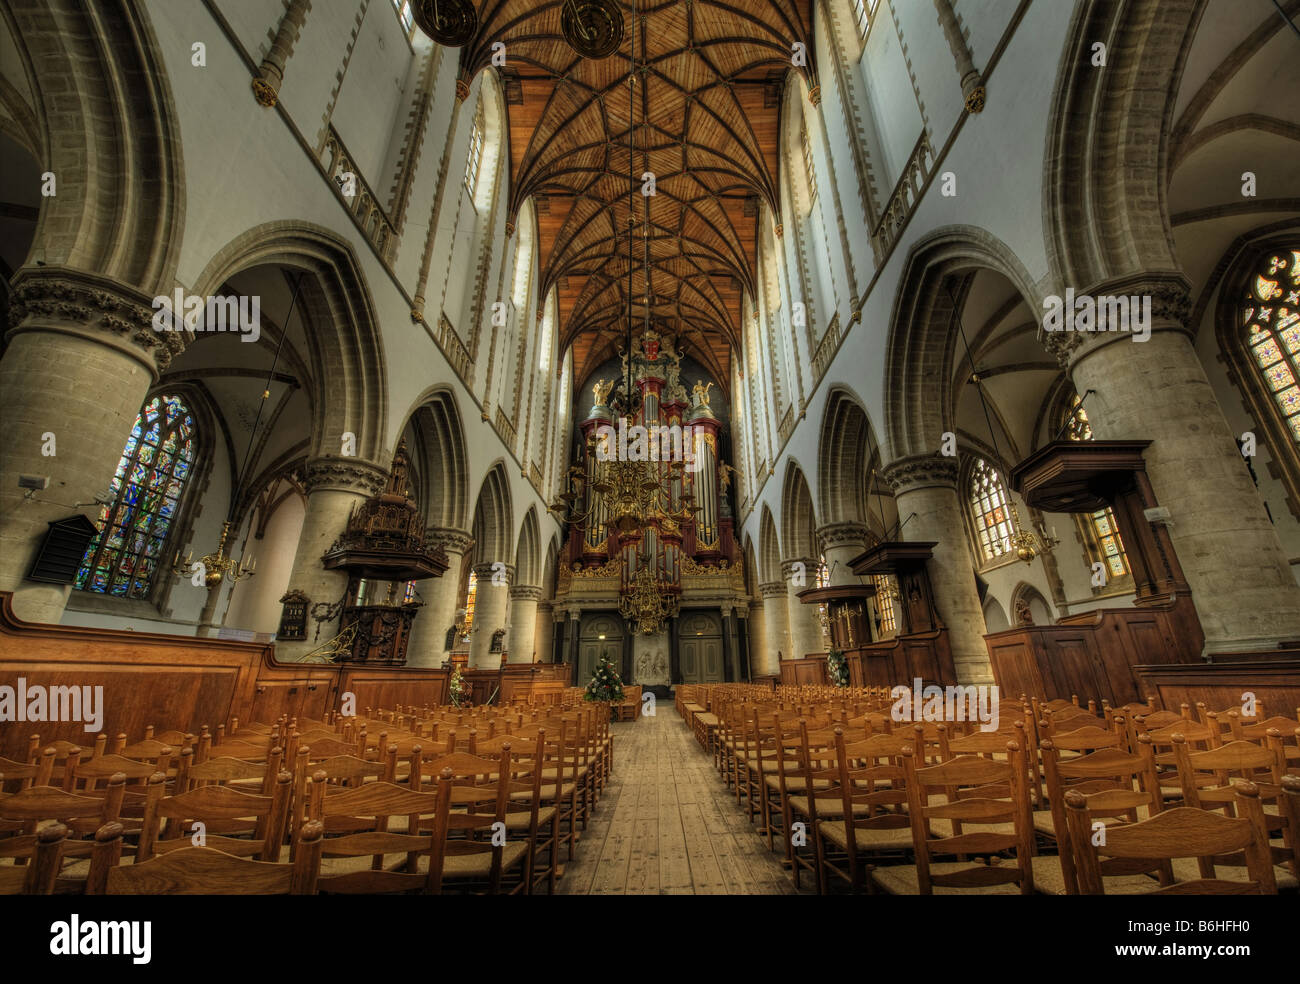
top-left (553, 705), bottom-right (801, 895)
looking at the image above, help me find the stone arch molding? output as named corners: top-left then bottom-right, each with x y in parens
top-left (1, 0), bottom-right (185, 294)
top-left (470, 461), bottom-right (515, 567)
top-left (882, 226), bottom-right (1042, 463)
top-left (400, 386), bottom-right (471, 532)
top-left (1041, 0), bottom-right (1201, 291)
top-left (192, 222), bottom-right (388, 465)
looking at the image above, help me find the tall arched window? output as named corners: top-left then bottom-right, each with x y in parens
top-left (966, 457), bottom-right (1014, 565)
top-left (1061, 394), bottom-right (1130, 581)
top-left (76, 394), bottom-right (196, 598)
top-left (464, 107), bottom-right (485, 197)
top-left (462, 569), bottom-right (478, 642)
top-left (1243, 248), bottom-right (1300, 445)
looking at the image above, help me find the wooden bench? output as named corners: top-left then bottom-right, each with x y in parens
top-left (613, 686), bottom-right (642, 722)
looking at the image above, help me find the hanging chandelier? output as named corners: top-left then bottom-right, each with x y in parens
top-left (618, 564), bottom-right (679, 636)
top-left (171, 518), bottom-right (255, 588)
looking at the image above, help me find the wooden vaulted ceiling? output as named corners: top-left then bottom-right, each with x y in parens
top-left (456, 0), bottom-right (817, 391)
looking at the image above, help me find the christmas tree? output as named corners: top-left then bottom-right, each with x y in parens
top-left (583, 650), bottom-right (625, 704)
top-left (827, 648), bottom-right (850, 688)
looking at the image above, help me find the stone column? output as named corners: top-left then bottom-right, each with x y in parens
top-left (783, 558), bottom-right (825, 659)
top-left (535, 600), bottom-right (555, 663)
top-left (882, 455), bottom-right (992, 684)
top-left (565, 608), bottom-right (581, 667)
top-left (759, 581), bottom-right (791, 676)
top-left (272, 457), bottom-right (388, 661)
top-left (508, 585), bottom-right (542, 663)
top-left (0, 270), bottom-right (186, 624)
top-left (251, 0), bottom-right (312, 107)
top-left (745, 601), bottom-right (765, 679)
top-left (469, 562), bottom-right (512, 668)
top-left (932, 0), bottom-right (985, 113)
top-left (1047, 274), bottom-right (1300, 653)
top-left (817, 521), bottom-right (871, 585)
top-left (405, 527), bottom-right (472, 667)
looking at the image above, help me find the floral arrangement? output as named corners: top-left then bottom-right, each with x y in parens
top-left (827, 648), bottom-right (849, 688)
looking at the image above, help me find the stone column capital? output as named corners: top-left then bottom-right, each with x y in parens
top-left (426, 526), bottom-right (474, 555)
top-left (473, 563), bottom-right (514, 589)
top-left (303, 456), bottom-right (389, 495)
top-left (881, 454), bottom-right (959, 496)
top-left (780, 558), bottom-right (818, 583)
top-left (1039, 272), bottom-right (1195, 370)
top-left (510, 585), bottom-right (543, 601)
top-left (7, 266), bottom-right (187, 376)
top-left (816, 521), bottom-right (870, 552)
top-left (759, 581), bottom-right (788, 599)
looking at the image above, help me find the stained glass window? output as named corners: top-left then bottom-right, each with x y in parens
top-left (967, 458), bottom-right (1014, 564)
top-left (1243, 249), bottom-right (1300, 445)
top-left (76, 394), bottom-right (196, 599)
top-left (1062, 394), bottom-right (1129, 579)
top-left (462, 570), bottom-right (478, 640)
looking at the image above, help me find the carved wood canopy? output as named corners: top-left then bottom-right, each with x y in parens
top-left (459, 0), bottom-right (817, 389)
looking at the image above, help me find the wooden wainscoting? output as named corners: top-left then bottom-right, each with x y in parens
top-left (1133, 656), bottom-right (1300, 719)
top-left (779, 654), bottom-right (828, 686)
top-left (0, 592), bottom-right (450, 759)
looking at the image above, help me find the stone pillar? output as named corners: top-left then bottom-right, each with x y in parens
top-left (405, 528), bottom-right (472, 667)
top-left (535, 600), bottom-right (555, 663)
top-left (508, 585), bottom-right (542, 663)
top-left (932, 0), bottom-right (985, 113)
top-left (469, 562), bottom-right (512, 668)
top-left (565, 609), bottom-right (581, 667)
top-left (817, 521), bottom-right (871, 585)
top-left (0, 270), bottom-right (186, 624)
top-left (745, 601), bottom-right (765, 680)
top-left (783, 558), bottom-right (825, 659)
top-left (882, 455), bottom-right (992, 684)
top-left (251, 0), bottom-right (312, 107)
top-left (759, 582), bottom-right (790, 677)
top-left (1047, 275), bottom-right (1300, 653)
top-left (272, 457), bottom-right (388, 662)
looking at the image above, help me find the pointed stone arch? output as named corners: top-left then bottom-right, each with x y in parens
top-left (882, 226), bottom-right (1041, 462)
top-left (401, 387), bottom-right (470, 532)
top-left (469, 461), bottom-right (515, 566)
top-left (193, 222), bottom-right (387, 464)
top-left (780, 460), bottom-right (818, 562)
top-left (817, 385), bottom-right (893, 533)
top-left (514, 506), bottom-right (542, 589)
top-left (758, 504), bottom-right (783, 584)
top-left (1, 0), bottom-right (185, 293)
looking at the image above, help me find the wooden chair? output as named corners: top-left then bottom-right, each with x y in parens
top-left (1039, 738), bottom-right (1166, 894)
top-left (0, 749), bottom-right (55, 792)
top-left (479, 731), bottom-right (557, 895)
top-left (305, 776), bottom-right (443, 893)
top-left (422, 754), bottom-right (529, 895)
top-left (1170, 734), bottom-right (1296, 889)
top-left (135, 769), bottom-right (294, 863)
top-left (0, 775), bottom-right (128, 886)
top-left (816, 730), bottom-right (915, 894)
top-left (0, 821), bottom-right (69, 895)
top-left (780, 722), bottom-right (840, 890)
top-left (1064, 782), bottom-right (1277, 894)
top-left (872, 741), bottom-right (1035, 895)
top-left (87, 819), bottom-right (324, 895)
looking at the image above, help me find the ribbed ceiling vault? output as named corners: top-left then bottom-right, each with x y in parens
top-left (457, 0), bottom-right (817, 388)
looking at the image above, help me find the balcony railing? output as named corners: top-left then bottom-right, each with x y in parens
top-left (321, 126), bottom-right (399, 263)
top-left (434, 313), bottom-right (473, 386)
top-left (871, 130), bottom-right (935, 262)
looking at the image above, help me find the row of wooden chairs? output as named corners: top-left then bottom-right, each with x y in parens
top-left (678, 683), bottom-right (1300, 895)
top-left (1, 700), bottom-right (621, 894)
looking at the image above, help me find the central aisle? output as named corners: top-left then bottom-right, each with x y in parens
top-left (559, 706), bottom-right (801, 895)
